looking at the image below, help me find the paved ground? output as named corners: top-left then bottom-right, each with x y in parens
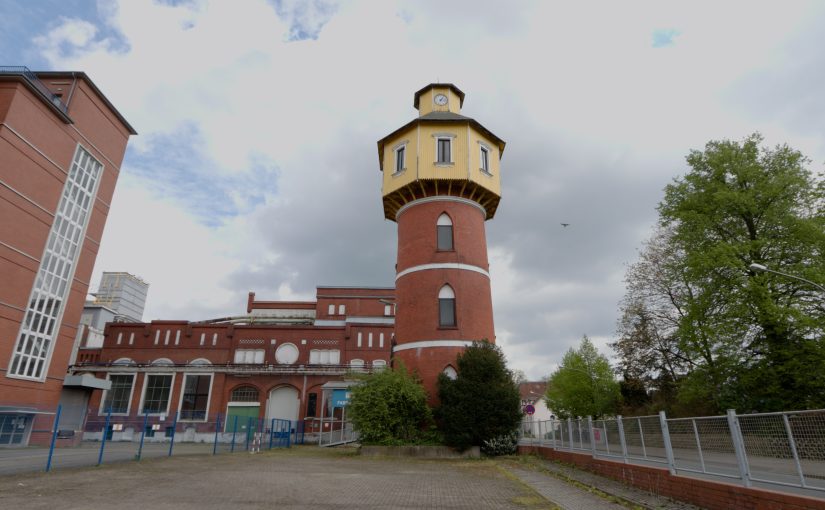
top-left (0, 446), bottom-right (566, 509)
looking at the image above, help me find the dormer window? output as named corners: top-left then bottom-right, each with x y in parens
top-left (395, 145), bottom-right (405, 173)
top-left (437, 137), bottom-right (451, 164)
top-left (480, 144), bottom-right (490, 174)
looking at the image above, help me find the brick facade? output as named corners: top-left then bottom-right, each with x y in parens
top-left (1, 69), bottom-right (134, 445)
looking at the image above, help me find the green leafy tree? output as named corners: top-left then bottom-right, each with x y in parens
top-left (616, 133), bottom-right (825, 413)
top-left (546, 336), bottom-right (620, 419)
top-left (348, 362), bottom-right (432, 444)
top-left (436, 341), bottom-right (522, 451)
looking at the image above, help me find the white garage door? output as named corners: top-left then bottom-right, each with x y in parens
top-left (267, 386), bottom-right (299, 423)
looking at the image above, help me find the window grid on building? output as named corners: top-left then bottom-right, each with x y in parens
top-left (8, 146), bottom-right (102, 380)
top-left (437, 138), bottom-right (451, 163)
top-left (480, 145), bottom-right (490, 173)
top-left (142, 374), bottom-right (173, 414)
top-left (102, 374), bottom-right (134, 414)
top-left (395, 145), bottom-right (405, 172)
top-left (180, 374), bottom-right (211, 420)
top-left (230, 386), bottom-right (259, 402)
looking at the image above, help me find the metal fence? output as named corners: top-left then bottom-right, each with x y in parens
top-left (0, 404), bottom-right (310, 475)
top-left (519, 408), bottom-right (825, 492)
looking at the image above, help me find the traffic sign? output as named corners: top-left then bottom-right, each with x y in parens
top-left (523, 404), bottom-right (535, 415)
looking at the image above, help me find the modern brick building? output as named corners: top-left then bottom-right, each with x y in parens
top-left (68, 83), bottom-right (505, 439)
top-left (0, 67), bottom-right (136, 445)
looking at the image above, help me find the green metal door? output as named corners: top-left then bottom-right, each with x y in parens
top-left (225, 405), bottom-right (260, 437)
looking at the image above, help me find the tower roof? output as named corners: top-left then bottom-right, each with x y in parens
top-left (413, 83), bottom-right (465, 109)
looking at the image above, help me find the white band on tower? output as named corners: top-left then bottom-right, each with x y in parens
top-left (395, 263), bottom-right (490, 281)
top-left (393, 340), bottom-right (476, 352)
top-left (395, 196), bottom-right (486, 220)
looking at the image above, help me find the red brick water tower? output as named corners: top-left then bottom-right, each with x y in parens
top-left (377, 84), bottom-right (506, 400)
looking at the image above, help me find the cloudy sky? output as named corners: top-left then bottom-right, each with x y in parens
top-left (4, 0), bottom-right (825, 379)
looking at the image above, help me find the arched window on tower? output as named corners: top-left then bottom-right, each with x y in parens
top-left (438, 284), bottom-right (456, 327)
top-left (437, 213), bottom-right (453, 251)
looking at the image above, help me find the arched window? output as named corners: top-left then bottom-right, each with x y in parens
top-left (437, 213), bottom-right (453, 251)
top-left (372, 359), bottom-right (387, 371)
top-left (112, 357), bottom-right (135, 366)
top-left (230, 386), bottom-right (259, 402)
top-left (443, 365), bottom-right (457, 380)
top-left (438, 285), bottom-right (456, 327)
top-left (190, 358), bottom-right (211, 366)
top-left (151, 358), bottom-right (174, 366)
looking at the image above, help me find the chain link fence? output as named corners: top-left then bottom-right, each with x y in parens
top-left (520, 408), bottom-right (825, 493)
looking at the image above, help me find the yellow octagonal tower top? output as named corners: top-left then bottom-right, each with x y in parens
top-left (377, 84), bottom-right (506, 221)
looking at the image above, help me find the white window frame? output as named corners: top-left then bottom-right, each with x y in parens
top-left (384, 304), bottom-right (392, 316)
top-left (99, 372), bottom-right (136, 416)
top-left (434, 134), bottom-right (455, 165)
top-left (394, 142), bottom-right (407, 174)
top-left (138, 372), bottom-right (176, 416)
top-left (275, 342), bottom-right (299, 364)
top-left (328, 304), bottom-right (335, 315)
top-left (7, 146), bottom-right (104, 382)
top-left (357, 332), bottom-right (362, 348)
top-left (234, 349), bottom-right (265, 364)
top-left (479, 142), bottom-right (492, 175)
top-left (177, 373), bottom-right (214, 422)
top-left (338, 304), bottom-right (346, 315)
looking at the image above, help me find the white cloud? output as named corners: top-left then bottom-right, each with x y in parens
top-left (30, 0), bottom-right (825, 380)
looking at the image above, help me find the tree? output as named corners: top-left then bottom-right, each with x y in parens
top-left (545, 336), bottom-right (620, 419)
top-left (348, 362), bottom-right (432, 444)
top-left (616, 133), bottom-right (825, 413)
top-left (436, 341), bottom-right (522, 451)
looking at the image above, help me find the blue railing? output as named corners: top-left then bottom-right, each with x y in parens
top-left (0, 66), bottom-right (69, 115)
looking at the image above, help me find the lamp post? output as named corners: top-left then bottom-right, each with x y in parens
top-left (749, 263), bottom-right (825, 293)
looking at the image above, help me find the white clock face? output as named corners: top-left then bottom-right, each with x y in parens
top-left (434, 94), bottom-right (448, 106)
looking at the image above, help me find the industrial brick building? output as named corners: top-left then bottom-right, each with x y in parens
top-left (0, 67), bottom-right (135, 446)
top-left (69, 83), bottom-right (506, 440)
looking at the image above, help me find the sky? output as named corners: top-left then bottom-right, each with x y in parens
top-left (4, 0), bottom-right (825, 380)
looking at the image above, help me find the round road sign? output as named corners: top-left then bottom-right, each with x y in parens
top-left (523, 404), bottom-right (535, 415)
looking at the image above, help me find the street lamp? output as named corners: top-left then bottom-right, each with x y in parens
top-left (748, 263), bottom-right (825, 293)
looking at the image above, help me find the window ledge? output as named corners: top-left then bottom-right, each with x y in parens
top-left (479, 169), bottom-right (494, 177)
top-left (436, 249), bottom-right (455, 253)
top-left (437, 326), bottom-right (459, 330)
top-left (392, 169), bottom-right (407, 177)
top-left (435, 162), bottom-right (454, 167)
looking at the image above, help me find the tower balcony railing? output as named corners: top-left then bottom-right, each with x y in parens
top-left (0, 66), bottom-right (69, 116)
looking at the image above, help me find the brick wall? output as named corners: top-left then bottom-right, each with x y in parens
top-left (519, 445), bottom-right (825, 510)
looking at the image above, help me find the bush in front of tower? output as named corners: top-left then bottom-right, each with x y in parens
top-left (348, 361), bottom-right (434, 445)
top-left (435, 340), bottom-right (522, 453)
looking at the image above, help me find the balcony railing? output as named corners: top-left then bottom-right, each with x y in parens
top-left (0, 66), bottom-right (69, 116)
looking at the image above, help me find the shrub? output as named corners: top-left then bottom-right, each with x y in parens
top-left (348, 361), bottom-right (432, 445)
top-left (481, 433), bottom-right (518, 457)
top-left (436, 340), bottom-right (522, 450)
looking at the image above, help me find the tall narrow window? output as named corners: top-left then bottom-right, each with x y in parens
top-left (395, 145), bottom-right (405, 173)
top-left (8, 146), bottom-right (102, 380)
top-left (437, 214), bottom-right (453, 251)
top-left (102, 374), bottom-right (134, 414)
top-left (480, 145), bottom-right (490, 173)
top-left (141, 374), bottom-right (173, 414)
top-left (306, 393), bottom-right (318, 417)
top-left (438, 285), bottom-right (456, 327)
top-left (180, 374), bottom-right (211, 420)
top-left (437, 138), bottom-right (451, 163)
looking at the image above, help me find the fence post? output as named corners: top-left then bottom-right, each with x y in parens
top-left (567, 417), bottom-right (573, 448)
top-left (168, 412), bottom-right (178, 457)
top-left (269, 418), bottom-right (275, 449)
top-left (726, 409), bottom-right (752, 487)
top-left (288, 420), bottom-right (292, 448)
top-left (137, 411), bottom-right (149, 461)
top-left (691, 418), bottom-right (706, 473)
top-left (588, 416), bottom-right (596, 456)
top-left (658, 411), bottom-right (676, 475)
top-left (245, 417), bottom-right (252, 451)
top-left (45, 404), bottom-right (62, 472)
top-left (230, 415), bottom-right (238, 453)
top-left (638, 417), bottom-right (647, 459)
top-left (782, 413), bottom-right (807, 488)
top-left (551, 419), bottom-right (556, 449)
top-left (213, 413), bottom-right (221, 455)
top-left (98, 408), bottom-right (112, 466)
top-left (616, 415), bottom-right (628, 463)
